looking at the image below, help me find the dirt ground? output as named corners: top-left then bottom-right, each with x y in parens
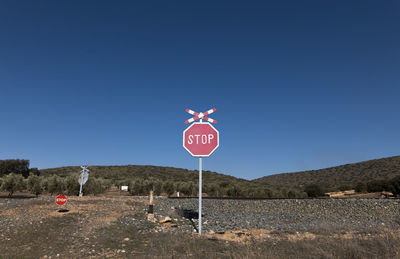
top-left (1, 194), bottom-right (400, 259)
top-left (0, 194), bottom-right (148, 258)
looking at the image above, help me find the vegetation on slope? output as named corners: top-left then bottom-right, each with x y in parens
top-left (2, 156), bottom-right (400, 198)
top-left (40, 165), bottom-right (305, 198)
top-left (254, 156), bottom-right (400, 192)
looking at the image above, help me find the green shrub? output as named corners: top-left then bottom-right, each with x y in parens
top-left (65, 175), bottom-right (80, 195)
top-left (304, 184), bottom-right (325, 198)
top-left (204, 183), bottom-right (218, 196)
top-left (129, 180), bottom-right (146, 195)
top-left (226, 185), bottom-right (243, 197)
top-left (390, 176), bottom-right (400, 196)
top-left (29, 168), bottom-right (40, 176)
top-left (83, 177), bottom-right (111, 195)
top-left (162, 181), bottom-right (175, 196)
top-left (153, 180), bottom-right (162, 196)
top-left (178, 182), bottom-right (195, 196)
top-left (47, 175), bottom-right (65, 195)
top-left (355, 182), bottom-right (367, 193)
top-left (1, 173), bottom-right (25, 197)
top-left (27, 174), bottom-right (42, 196)
top-left (287, 190), bottom-right (296, 198)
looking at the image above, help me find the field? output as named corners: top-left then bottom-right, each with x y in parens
top-left (1, 193), bottom-right (400, 258)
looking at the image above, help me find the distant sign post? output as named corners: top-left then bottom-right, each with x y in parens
top-left (55, 195), bottom-right (67, 205)
top-left (183, 108), bottom-right (219, 235)
top-left (79, 166), bottom-right (89, 197)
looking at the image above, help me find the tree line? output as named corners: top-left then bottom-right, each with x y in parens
top-left (122, 178), bottom-right (308, 198)
top-left (354, 176), bottom-right (400, 195)
top-left (0, 173), bottom-right (112, 197)
top-left (2, 159), bottom-right (400, 198)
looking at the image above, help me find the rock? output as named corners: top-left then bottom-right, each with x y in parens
top-left (159, 216), bottom-right (172, 223)
top-left (147, 213), bottom-right (156, 222)
top-left (123, 237), bottom-right (130, 241)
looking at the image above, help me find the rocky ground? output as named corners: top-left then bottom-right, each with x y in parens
top-left (1, 194), bottom-right (400, 258)
top-left (153, 197), bottom-right (400, 234)
top-left (153, 198), bottom-right (400, 234)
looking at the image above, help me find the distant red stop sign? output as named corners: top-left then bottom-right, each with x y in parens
top-left (183, 122), bottom-right (219, 157)
top-left (55, 195), bottom-right (67, 205)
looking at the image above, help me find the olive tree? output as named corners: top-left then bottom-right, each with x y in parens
top-left (27, 174), bottom-right (42, 196)
top-left (1, 173), bottom-right (25, 197)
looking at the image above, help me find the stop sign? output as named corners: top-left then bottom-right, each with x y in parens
top-left (55, 195), bottom-right (67, 205)
top-left (183, 122), bottom-right (219, 157)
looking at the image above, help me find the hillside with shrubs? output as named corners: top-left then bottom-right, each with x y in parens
top-left (40, 165), bottom-right (305, 198)
top-left (2, 157), bottom-right (400, 198)
top-left (254, 156), bottom-right (400, 195)
top-left (0, 160), bottom-right (305, 198)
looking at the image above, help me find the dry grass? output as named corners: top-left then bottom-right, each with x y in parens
top-left (1, 196), bottom-right (400, 258)
top-left (91, 225), bottom-right (400, 259)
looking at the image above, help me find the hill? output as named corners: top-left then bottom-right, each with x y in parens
top-left (39, 156), bottom-right (400, 197)
top-left (253, 156), bottom-right (400, 191)
top-left (40, 165), bottom-right (289, 197)
top-left (40, 165), bottom-right (245, 183)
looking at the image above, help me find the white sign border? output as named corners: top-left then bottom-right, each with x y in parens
top-left (183, 122), bottom-right (219, 157)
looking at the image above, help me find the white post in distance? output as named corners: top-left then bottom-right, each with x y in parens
top-left (79, 173), bottom-right (83, 197)
top-left (79, 166), bottom-right (89, 197)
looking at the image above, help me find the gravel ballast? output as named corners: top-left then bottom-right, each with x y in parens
top-left (153, 198), bottom-right (400, 233)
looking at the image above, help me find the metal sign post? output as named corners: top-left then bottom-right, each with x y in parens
top-left (199, 155), bottom-right (202, 234)
top-left (183, 108), bottom-right (219, 235)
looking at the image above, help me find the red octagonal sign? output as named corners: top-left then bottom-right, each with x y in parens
top-left (56, 195), bottom-right (67, 205)
top-left (183, 122), bottom-right (219, 157)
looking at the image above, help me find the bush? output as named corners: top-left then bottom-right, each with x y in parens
top-left (245, 187), bottom-right (269, 198)
top-left (65, 175), bottom-right (80, 195)
top-left (47, 175), bottom-right (65, 195)
top-left (27, 174), bottom-right (42, 196)
top-left (83, 177), bottom-right (111, 195)
top-left (129, 180), bottom-right (146, 195)
top-left (390, 176), bottom-right (400, 196)
top-left (178, 182), bottom-right (195, 196)
top-left (366, 180), bottom-right (386, 193)
top-left (1, 173), bottom-right (25, 197)
top-left (304, 184), bottom-right (325, 198)
top-left (355, 182), bottom-right (367, 193)
top-left (204, 183), bottom-right (218, 197)
top-left (288, 190), bottom-right (296, 198)
top-left (226, 185), bottom-right (243, 197)
top-left (153, 180), bottom-right (162, 196)
top-left (29, 168), bottom-right (40, 176)
top-left (162, 181), bottom-right (175, 196)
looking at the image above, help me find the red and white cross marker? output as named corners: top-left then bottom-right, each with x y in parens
top-left (185, 108), bottom-right (217, 124)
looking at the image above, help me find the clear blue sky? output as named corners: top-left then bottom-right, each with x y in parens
top-left (1, 1), bottom-right (399, 180)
